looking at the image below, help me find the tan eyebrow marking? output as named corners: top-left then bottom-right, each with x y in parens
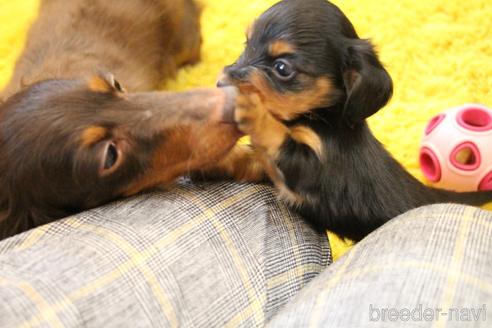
top-left (81, 126), bottom-right (107, 147)
top-left (268, 40), bottom-right (296, 57)
top-left (88, 75), bottom-right (112, 93)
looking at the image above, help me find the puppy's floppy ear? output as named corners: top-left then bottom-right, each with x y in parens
top-left (342, 39), bottom-right (393, 123)
top-left (0, 209), bottom-right (27, 240)
top-left (0, 179), bottom-right (45, 240)
top-left (0, 188), bottom-right (27, 240)
top-left (0, 199), bottom-right (47, 240)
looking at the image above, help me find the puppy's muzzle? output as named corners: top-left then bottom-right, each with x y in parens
top-left (217, 66), bottom-right (251, 88)
top-left (216, 70), bottom-right (233, 88)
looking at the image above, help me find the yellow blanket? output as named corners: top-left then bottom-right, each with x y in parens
top-left (1, 0), bottom-right (491, 260)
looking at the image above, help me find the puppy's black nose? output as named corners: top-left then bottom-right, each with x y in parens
top-left (216, 80), bottom-right (228, 88)
top-left (216, 70), bottom-right (233, 88)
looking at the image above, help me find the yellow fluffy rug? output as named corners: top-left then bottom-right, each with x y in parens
top-left (1, 0), bottom-right (491, 259)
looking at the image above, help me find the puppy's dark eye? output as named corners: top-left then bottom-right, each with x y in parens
top-left (99, 141), bottom-right (124, 176)
top-left (113, 79), bottom-right (125, 93)
top-left (104, 143), bottom-right (118, 170)
top-left (273, 59), bottom-right (296, 80)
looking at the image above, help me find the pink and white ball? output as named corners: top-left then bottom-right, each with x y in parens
top-left (420, 104), bottom-right (492, 192)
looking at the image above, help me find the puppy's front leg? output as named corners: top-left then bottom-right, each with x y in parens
top-left (198, 143), bottom-right (267, 182)
top-left (235, 93), bottom-right (324, 205)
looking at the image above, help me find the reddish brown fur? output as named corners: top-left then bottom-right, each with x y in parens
top-left (1, 0), bottom-right (203, 98)
top-left (81, 126), bottom-right (108, 147)
top-left (290, 126), bottom-right (324, 159)
top-left (123, 112), bottom-right (240, 196)
top-left (207, 88), bottom-right (325, 204)
top-left (213, 69), bottom-right (333, 197)
top-left (199, 144), bottom-right (266, 182)
top-left (247, 72), bottom-right (333, 121)
top-left (88, 76), bottom-right (115, 93)
top-left (224, 92), bottom-right (304, 205)
top-left (0, 0), bottom-right (240, 239)
top-left (235, 92), bottom-right (289, 156)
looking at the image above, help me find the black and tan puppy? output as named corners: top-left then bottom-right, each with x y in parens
top-left (0, 0), bottom-right (240, 239)
top-left (217, 0), bottom-right (492, 241)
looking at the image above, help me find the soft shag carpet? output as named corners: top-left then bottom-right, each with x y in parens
top-left (1, 0), bottom-right (491, 259)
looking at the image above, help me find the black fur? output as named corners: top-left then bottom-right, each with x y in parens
top-left (281, 113), bottom-right (492, 240)
top-left (222, 0), bottom-right (492, 241)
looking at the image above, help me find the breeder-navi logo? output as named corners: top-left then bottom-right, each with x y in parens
top-left (369, 304), bottom-right (487, 322)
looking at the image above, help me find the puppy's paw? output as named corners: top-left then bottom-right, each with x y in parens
top-left (235, 92), bottom-right (266, 136)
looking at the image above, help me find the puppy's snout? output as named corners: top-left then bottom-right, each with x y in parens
top-left (228, 67), bottom-right (250, 82)
top-left (217, 67), bottom-right (250, 88)
top-left (216, 80), bottom-right (229, 88)
top-left (216, 70), bottom-right (233, 88)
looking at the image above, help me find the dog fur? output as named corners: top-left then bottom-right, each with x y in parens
top-left (0, 0), bottom-right (240, 239)
top-left (217, 0), bottom-right (492, 241)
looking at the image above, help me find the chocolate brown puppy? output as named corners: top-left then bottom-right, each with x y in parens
top-left (0, 0), bottom-right (240, 239)
top-left (217, 0), bottom-right (492, 241)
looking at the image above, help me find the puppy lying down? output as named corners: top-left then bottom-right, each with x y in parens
top-left (0, 0), bottom-right (241, 239)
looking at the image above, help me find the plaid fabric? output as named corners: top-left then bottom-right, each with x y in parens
top-left (0, 181), bottom-right (331, 327)
top-left (268, 204), bottom-right (492, 328)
